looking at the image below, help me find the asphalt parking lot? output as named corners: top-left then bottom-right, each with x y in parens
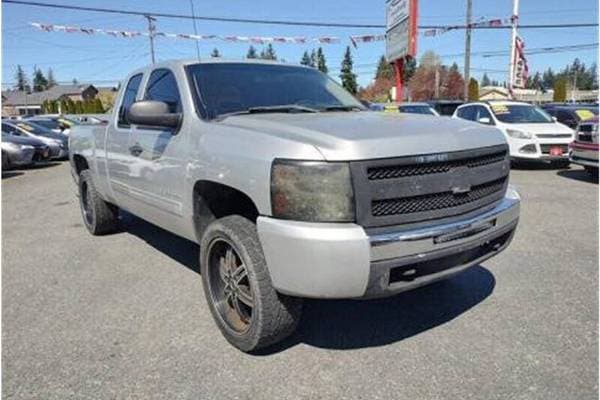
top-left (2, 161), bottom-right (598, 400)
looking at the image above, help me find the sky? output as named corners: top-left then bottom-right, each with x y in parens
top-left (1, 0), bottom-right (598, 89)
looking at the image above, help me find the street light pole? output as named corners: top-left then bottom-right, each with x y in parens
top-left (508, 0), bottom-right (520, 98)
top-left (145, 15), bottom-right (157, 64)
top-left (464, 0), bottom-right (472, 100)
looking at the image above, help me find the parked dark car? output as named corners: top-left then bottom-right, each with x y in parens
top-left (398, 102), bottom-right (440, 116)
top-left (426, 100), bottom-right (464, 116)
top-left (542, 105), bottom-right (599, 129)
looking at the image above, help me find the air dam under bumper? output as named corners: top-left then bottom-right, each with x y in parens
top-left (257, 187), bottom-right (520, 299)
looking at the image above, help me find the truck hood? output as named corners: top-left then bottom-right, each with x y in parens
top-left (219, 112), bottom-right (506, 161)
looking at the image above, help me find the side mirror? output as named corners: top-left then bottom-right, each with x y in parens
top-left (127, 100), bottom-right (182, 129)
top-left (478, 117), bottom-right (492, 125)
top-left (552, 116), bottom-right (558, 122)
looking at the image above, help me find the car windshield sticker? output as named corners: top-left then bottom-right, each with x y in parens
top-left (491, 104), bottom-right (509, 114)
top-left (575, 109), bottom-right (595, 121)
top-left (17, 123), bottom-right (33, 131)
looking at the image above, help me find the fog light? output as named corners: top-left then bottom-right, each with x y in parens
top-left (519, 144), bottom-right (536, 154)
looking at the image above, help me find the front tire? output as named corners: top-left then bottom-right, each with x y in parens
top-left (78, 170), bottom-right (119, 235)
top-left (200, 215), bottom-right (302, 352)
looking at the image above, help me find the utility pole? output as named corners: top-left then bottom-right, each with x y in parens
top-left (464, 0), bottom-right (472, 100)
top-left (145, 15), bottom-right (157, 64)
top-left (508, 0), bottom-right (520, 98)
top-left (434, 66), bottom-right (440, 99)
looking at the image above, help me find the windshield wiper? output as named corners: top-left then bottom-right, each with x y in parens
top-left (321, 105), bottom-right (363, 112)
top-left (216, 104), bottom-right (319, 120)
top-left (248, 105), bottom-right (319, 114)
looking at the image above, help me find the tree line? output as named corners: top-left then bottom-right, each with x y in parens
top-left (41, 98), bottom-right (104, 114)
top-left (14, 66), bottom-right (62, 93)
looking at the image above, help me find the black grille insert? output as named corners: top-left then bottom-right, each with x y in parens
top-left (367, 149), bottom-right (507, 180)
top-left (372, 177), bottom-right (507, 217)
top-left (350, 145), bottom-right (510, 228)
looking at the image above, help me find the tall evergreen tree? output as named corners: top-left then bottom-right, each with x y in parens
top-left (14, 65), bottom-right (29, 92)
top-left (72, 78), bottom-right (79, 85)
top-left (553, 78), bottom-right (567, 102)
top-left (402, 57), bottom-right (417, 83)
top-left (246, 46), bottom-right (258, 59)
top-left (210, 48), bottom-right (221, 58)
top-left (468, 78), bottom-right (479, 101)
top-left (300, 51), bottom-right (312, 67)
top-left (481, 73), bottom-right (491, 87)
top-left (375, 55), bottom-right (394, 80)
top-left (316, 47), bottom-right (328, 73)
top-left (310, 49), bottom-right (317, 68)
top-left (260, 44), bottom-right (277, 60)
top-left (339, 46), bottom-right (358, 95)
top-left (32, 68), bottom-right (49, 92)
top-left (47, 68), bottom-right (57, 88)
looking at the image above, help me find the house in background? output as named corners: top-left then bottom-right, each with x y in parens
top-left (1, 84), bottom-right (98, 116)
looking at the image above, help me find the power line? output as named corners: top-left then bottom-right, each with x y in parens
top-left (4, 0), bottom-right (598, 30)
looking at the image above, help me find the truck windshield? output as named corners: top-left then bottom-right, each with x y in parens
top-left (186, 63), bottom-right (364, 119)
top-left (490, 104), bottom-right (553, 124)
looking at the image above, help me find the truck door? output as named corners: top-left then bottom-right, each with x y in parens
top-left (126, 68), bottom-right (187, 222)
top-left (105, 73), bottom-right (143, 211)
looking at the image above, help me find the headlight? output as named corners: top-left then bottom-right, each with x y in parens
top-left (271, 159), bottom-right (355, 222)
top-left (4, 142), bottom-right (27, 151)
top-left (506, 129), bottom-right (532, 139)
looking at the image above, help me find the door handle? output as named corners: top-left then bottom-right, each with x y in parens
top-left (129, 143), bottom-right (143, 156)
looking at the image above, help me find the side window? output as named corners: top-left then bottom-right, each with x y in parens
top-left (556, 110), bottom-right (571, 123)
top-left (476, 106), bottom-right (494, 124)
top-left (457, 106), bottom-right (475, 121)
top-left (144, 69), bottom-right (182, 113)
top-left (2, 123), bottom-right (16, 134)
top-left (118, 73), bottom-right (143, 128)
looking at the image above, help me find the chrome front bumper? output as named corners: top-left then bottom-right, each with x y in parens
top-left (257, 187), bottom-right (520, 299)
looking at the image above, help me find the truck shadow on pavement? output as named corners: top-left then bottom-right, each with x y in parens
top-left (557, 169), bottom-right (598, 184)
top-left (260, 266), bottom-right (495, 354)
top-left (119, 212), bottom-right (495, 354)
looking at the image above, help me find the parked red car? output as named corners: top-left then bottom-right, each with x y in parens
top-left (569, 117), bottom-right (598, 174)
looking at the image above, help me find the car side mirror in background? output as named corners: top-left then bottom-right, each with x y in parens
top-left (478, 117), bottom-right (492, 125)
top-left (127, 100), bottom-right (182, 130)
top-left (552, 116), bottom-right (558, 122)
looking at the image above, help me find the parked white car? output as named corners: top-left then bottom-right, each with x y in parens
top-left (453, 101), bottom-right (574, 165)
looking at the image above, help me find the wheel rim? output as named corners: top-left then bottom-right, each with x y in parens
top-left (80, 181), bottom-right (94, 226)
top-left (206, 239), bottom-right (254, 333)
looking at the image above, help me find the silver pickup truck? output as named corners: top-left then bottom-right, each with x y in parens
top-left (70, 59), bottom-right (520, 352)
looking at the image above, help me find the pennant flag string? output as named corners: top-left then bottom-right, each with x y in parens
top-left (31, 17), bottom-right (513, 48)
top-left (30, 22), bottom-right (340, 44)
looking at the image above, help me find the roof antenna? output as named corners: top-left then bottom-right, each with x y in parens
top-left (189, 0), bottom-right (201, 61)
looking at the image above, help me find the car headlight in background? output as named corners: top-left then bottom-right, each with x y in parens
top-left (271, 159), bottom-right (355, 222)
top-left (4, 142), bottom-right (31, 151)
top-left (506, 129), bottom-right (532, 139)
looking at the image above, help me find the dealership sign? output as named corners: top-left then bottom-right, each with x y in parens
top-left (385, 0), bottom-right (418, 62)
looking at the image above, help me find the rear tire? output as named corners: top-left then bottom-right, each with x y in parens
top-left (200, 215), bottom-right (302, 352)
top-left (2, 152), bottom-right (10, 171)
top-left (78, 170), bottom-right (119, 235)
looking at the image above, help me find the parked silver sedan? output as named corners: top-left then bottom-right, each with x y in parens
top-left (1, 141), bottom-right (35, 169)
top-left (1, 121), bottom-right (67, 159)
